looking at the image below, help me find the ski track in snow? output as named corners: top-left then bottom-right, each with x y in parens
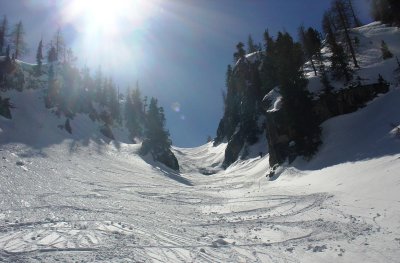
top-left (0, 141), bottom-right (395, 263)
top-left (0, 22), bottom-right (400, 262)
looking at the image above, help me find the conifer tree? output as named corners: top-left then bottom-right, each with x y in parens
top-left (247, 35), bottom-right (257, 54)
top-left (347, 0), bottom-right (362, 27)
top-left (299, 26), bottom-right (322, 76)
top-left (11, 21), bottom-right (27, 59)
top-left (381, 40), bottom-right (393, 60)
top-left (0, 16), bottom-right (8, 55)
top-left (35, 39), bottom-right (43, 75)
top-left (141, 98), bottom-right (172, 153)
top-left (322, 11), bottom-right (352, 81)
top-left (260, 30), bottom-right (278, 95)
top-left (331, 0), bottom-right (359, 68)
top-left (53, 29), bottom-right (65, 61)
top-left (124, 83), bottom-right (145, 139)
top-left (45, 65), bottom-right (58, 108)
top-left (225, 64), bottom-right (232, 88)
top-left (233, 42), bottom-right (245, 63)
top-left (274, 32), bottom-right (321, 157)
top-left (47, 44), bottom-right (57, 63)
top-left (5, 45), bottom-right (10, 62)
top-left (371, 0), bottom-right (400, 26)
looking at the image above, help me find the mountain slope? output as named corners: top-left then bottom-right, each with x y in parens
top-left (0, 22), bottom-right (399, 262)
top-left (2, 81), bottom-right (399, 262)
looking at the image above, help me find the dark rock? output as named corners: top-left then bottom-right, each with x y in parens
top-left (100, 125), bottom-right (115, 140)
top-left (223, 129), bottom-right (245, 168)
top-left (65, 119), bottom-right (72, 134)
top-left (156, 148), bottom-right (179, 171)
top-left (140, 139), bottom-right (179, 171)
top-left (0, 96), bottom-right (13, 119)
top-left (314, 82), bottom-right (389, 123)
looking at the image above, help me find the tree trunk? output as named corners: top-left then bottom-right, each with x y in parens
top-left (310, 58), bottom-right (317, 76)
top-left (348, 0), bottom-right (361, 27)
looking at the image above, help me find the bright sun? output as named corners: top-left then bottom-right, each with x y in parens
top-left (60, 0), bottom-right (160, 68)
top-left (63, 0), bottom-right (156, 35)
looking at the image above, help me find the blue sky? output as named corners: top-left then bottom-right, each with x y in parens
top-left (0, 0), bottom-right (372, 147)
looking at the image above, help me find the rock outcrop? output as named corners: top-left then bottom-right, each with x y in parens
top-left (140, 139), bottom-right (180, 171)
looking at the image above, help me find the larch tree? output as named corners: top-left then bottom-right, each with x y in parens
top-left (347, 0), bottom-right (362, 27)
top-left (331, 0), bottom-right (359, 68)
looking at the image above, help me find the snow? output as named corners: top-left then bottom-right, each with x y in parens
top-left (0, 22), bottom-right (399, 262)
top-left (305, 22), bottom-right (400, 95)
top-left (263, 88), bottom-right (282, 113)
top-left (2, 89), bottom-right (399, 261)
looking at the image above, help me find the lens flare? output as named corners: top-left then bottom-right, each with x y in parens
top-left (171, 102), bottom-right (181, 112)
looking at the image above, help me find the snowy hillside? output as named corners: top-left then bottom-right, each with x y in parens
top-left (307, 22), bottom-right (400, 94)
top-left (0, 88), bottom-right (130, 147)
top-left (0, 22), bottom-right (400, 262)
top-left (1, 84), bottom-right (400, 262)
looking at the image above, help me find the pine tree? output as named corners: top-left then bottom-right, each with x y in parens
top-left (322, 11), bottom-right (352, 81)
top-left (53, 29), bottom-right (65, 61)
top-left (260, 30), bottom-right (278, 95)
top-left (247, 34), bottom-right (257, 54)
top-left (233, 42), bottom-right (246, 63)
top-left (299, 26), bottom-right (322, 76)
top-left (141, 97), bottom-right (172, 154)
top-left (47, 44), bottom-right (57, 63)
top-left (104, 79), bottom-right (120, 124)
top-left (35, 39), bottom-right (43, 75)
top-left (11, 21), bottom-right (27, 59)
top-left (381, 40), bottom-right (393, 60)
top-left (0, 16), bottom-right (8, 55)
top-left (124, 83), bottom-right (145, 139)
top-left (273, 32), bottom-right (321, 157)
top-left (5, 45), bottom-right (10, 62)
top-left (94, 67), bottom-right (104, 104)
top-left (45, 65), bottom-right (59, 108)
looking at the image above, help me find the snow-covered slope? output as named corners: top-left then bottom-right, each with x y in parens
top-left (307, 22), bottom-right (400, 94)
top-left (0, 88), bottom-right (130, 148)
top-left (0, 22), bottom-right (399, 262)
top-left (1, 85), bottom-right (399, 262)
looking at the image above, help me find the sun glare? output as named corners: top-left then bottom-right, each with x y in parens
top-left (59, 0), bottom-right (160, 70)
top-left (64, 0), bottom-right (152, 34)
